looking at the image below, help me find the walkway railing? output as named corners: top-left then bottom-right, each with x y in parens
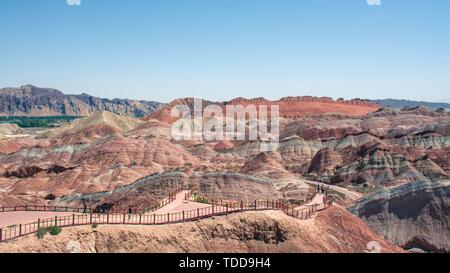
top-left (0, 187), bottom-right (186, 215)
top-left (185, 192), bottom-right (333, 221)
top-left (0, 188), bottom-right (333, 243)
top-left (0, 205), bottom-right (88, 214)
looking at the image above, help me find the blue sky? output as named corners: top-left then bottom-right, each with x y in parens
top-left (0, 0), bottom-right (449, 102)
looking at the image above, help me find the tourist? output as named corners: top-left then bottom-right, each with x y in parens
top-left (128, 205), bottom-right (133, 221)
top-left (82, 200), bottom-right (87, 214)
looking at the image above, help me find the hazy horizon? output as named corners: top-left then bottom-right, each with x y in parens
top-left (1, 0), bottom-right (449, 103)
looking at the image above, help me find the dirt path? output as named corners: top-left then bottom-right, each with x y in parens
top-left (303, 180), bottom-right (363, 201)
top-left (150, 190), bottom-right (212, 214)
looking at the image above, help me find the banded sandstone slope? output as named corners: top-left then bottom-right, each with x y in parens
top-left (349, 180), bottom-right (450, 252)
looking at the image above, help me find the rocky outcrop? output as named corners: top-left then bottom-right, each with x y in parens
top-left (0, 85), bottom-right (164, 118)
top-left (241, 152), bottom-right (291, 179)
top-left (189, 172), bottom-right (278, 201)
top-left (307, 148), bottom-right (343, 181)
top-left (3, 165), bottom-right (44, 178)
top-left (349, 180), bottom-right (450, 252)
top-left (0, 207), bottom-right (403, 253)
top-left (39, 111), bottom-right (144, 144)
top-left (3, 165), bottom-right (76, 178)
top-left (330, 143), bottom-right (426, 186)
top-left (0, 123), bottom-right (22, 138)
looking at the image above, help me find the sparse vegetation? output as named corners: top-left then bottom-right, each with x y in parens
top-left (193, 195), bottom-right (209, 204)
top-left (351, 185), bottom-right (382, 195)
top-left (36, 226), bottom-right (62, 239)
top-left (48, 226), bottom-right (62, 236)
top-left (36, 227), bottom-right (47, 239)
top-left (0, 116), bottom-right (80, 128)
top-left (44, 194), bottom-right (56, 200)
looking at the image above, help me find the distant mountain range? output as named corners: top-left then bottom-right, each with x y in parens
top-left (371, 99), bottom-right (450, 110)
top-left (1, 85), bottom-right (448, 118)
top-left (0, 85), bottom-right (164, 118)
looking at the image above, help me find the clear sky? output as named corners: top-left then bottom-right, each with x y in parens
top-left (0, 0), bottom-right (449, 103)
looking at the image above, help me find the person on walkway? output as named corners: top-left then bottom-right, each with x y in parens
top-left (128, 205), bottom-right (133, 221)
top-left (82, 200), bottom-right (87, 214)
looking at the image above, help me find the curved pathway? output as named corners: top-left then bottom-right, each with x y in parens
top-left (303, 180), bottom-right (363, 201)
top-left (150, 190), bottom-right (212, 214)
top-left (1, 189), bottom-right (333, 242)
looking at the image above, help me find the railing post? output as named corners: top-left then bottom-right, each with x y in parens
top-left (123, 213), bottom-right (126, 224)
top-left (0, 228), bottom-right (2, 241)
top-left (254, 200), bottom-right (257, 211)
top-left (240, 201), bottom-right (244, 212)
top-left (139, 214), bottom-right (142, 225)
top-left (25, 205), bottom-right (28, 211)
top-left (19, 224), bottom-right (22, 236)
top-left (167, 213), bottom-right (170, 223)
top-left (72, 214), bottom-right (75, 226)
top-left (212, 205), bottom-right (215, 215)
top-left (90, 213), bottom-right (93, 224)
top-left (182, 211), bottom-right (185, 222)
top-left (197, 208), bottom-right (200, 219)
top-left (226, 203), bottom-right (229, 213)
top-left (38, 218), bottom-right (41, 229)
top-left (107, 213), bottom-right (109, 224)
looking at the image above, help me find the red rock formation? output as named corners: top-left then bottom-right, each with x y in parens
top-left (308, 148), bottom-right (343, 174)
top-left (241, 152), bottom-right (291, 179)
top-left (144, 96), bottom-right (380, 124)
top-left (214, 140), bottom-right (234, 151)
